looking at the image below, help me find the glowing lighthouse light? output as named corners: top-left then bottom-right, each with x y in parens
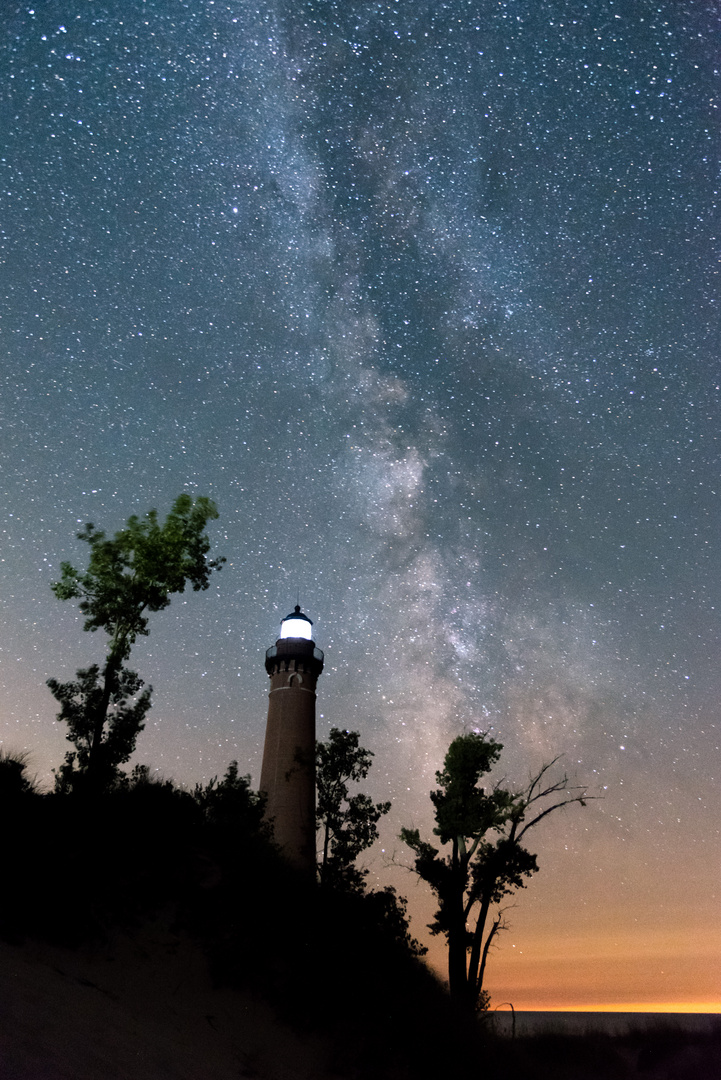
top-left (279, 604), bottom-right (313, 640)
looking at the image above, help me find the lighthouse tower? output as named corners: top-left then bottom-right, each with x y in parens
top-left (259, 605), bottom-right (324, 874)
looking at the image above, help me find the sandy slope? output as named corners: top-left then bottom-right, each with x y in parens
top-left (5, 928), bottom-right (718, 1080)
top-left (0, 930), bottom-right (339, 1080)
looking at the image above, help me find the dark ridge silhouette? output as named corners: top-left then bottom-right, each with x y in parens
top-left (0, 762), bottom-right (481, 1079)
top-left (2, 756), bottom-right (718, 1080)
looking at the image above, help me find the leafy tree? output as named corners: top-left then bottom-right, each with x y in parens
top-left (361, 884), bottom-right (428, 958)
top-left (316, 728), bottom-right (426, 957)
top-left (316, 727), bottom-right (391, 893)
top-left (48, 494), bottom-right (225, 792)
top-left (193, 760), bottom-right (267, 838)
top-left (401, 732), bottom-right (588, 1010)
top-left (49, 665), bottom-right (152, 793)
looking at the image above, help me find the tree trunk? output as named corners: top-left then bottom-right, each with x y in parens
top-left (477, 914), bottom-right (503, 1000)
top-left (87, 657), bottom-right (118, 787)
top-left (447, 842), bottom-right (470, 1004)
top-left (320, 820), bottom-right (331, 884)
top-left (467, 893), bottom-right (492, 1001)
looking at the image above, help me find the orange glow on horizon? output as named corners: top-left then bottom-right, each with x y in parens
top-left (472, 917), bottom-right (721, 1013)
top-left (512, 1002), bottom-right (721, 1014)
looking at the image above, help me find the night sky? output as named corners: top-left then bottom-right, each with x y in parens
top-left (1, 0), bottom-right (718, 1010)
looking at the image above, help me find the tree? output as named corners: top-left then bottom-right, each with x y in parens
top-left (316, 728), bottom-right (427, 958)
top-left (401, 732), bottom-right (588, 1010)
top-left (360, 884), bottom-right (427, 958)
top-left (49, 665), bottom-right (152, 793)
top-left (48, 494), bottom-right (225, 792)
top-left (193, 760), bottom-right (267, 838)
top-left (316, 727), bottom-right (391, 892)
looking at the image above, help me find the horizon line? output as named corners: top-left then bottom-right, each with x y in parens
top-left (504, 1002), bottom-right (721, 1014)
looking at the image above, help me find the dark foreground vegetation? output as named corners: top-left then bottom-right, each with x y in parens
top-left (492, 1023), bottom-right (721, 1080)
top-left (1, 756), bottom-right (479, 1079)
top-left (2, 755), bottom-right (719, 1080)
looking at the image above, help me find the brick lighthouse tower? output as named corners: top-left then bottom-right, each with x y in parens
top-left (259, 605), bottom-right (324, 874)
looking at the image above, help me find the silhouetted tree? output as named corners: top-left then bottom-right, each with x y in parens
top-left (316, 727), bottom-right (391, 892)
top-left (316, 728), bottom-right (426, 957)
top-left (193, 760), bottom-right (267, 838)
top-left (49, 665), bottom-right (153, 793)
top-left (47, 494), bottom-right (225, 792)
top-left (401, 732), bottom-right (588, 1010)
top-left (361, 884), bottom-right (428, 958)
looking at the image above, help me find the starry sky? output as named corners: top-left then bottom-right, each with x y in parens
top-left (1, 0), bottom-right (718, 1010)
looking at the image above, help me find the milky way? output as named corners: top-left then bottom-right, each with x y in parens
top-left (1, 1), bottom-right (718, 1008)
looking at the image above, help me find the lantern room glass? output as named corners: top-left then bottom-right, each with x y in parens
top-left (280, 607), bottom-right (313, 640)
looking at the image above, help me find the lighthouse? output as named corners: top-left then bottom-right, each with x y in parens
top-left (259, 605), bottom-right (324, 874)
